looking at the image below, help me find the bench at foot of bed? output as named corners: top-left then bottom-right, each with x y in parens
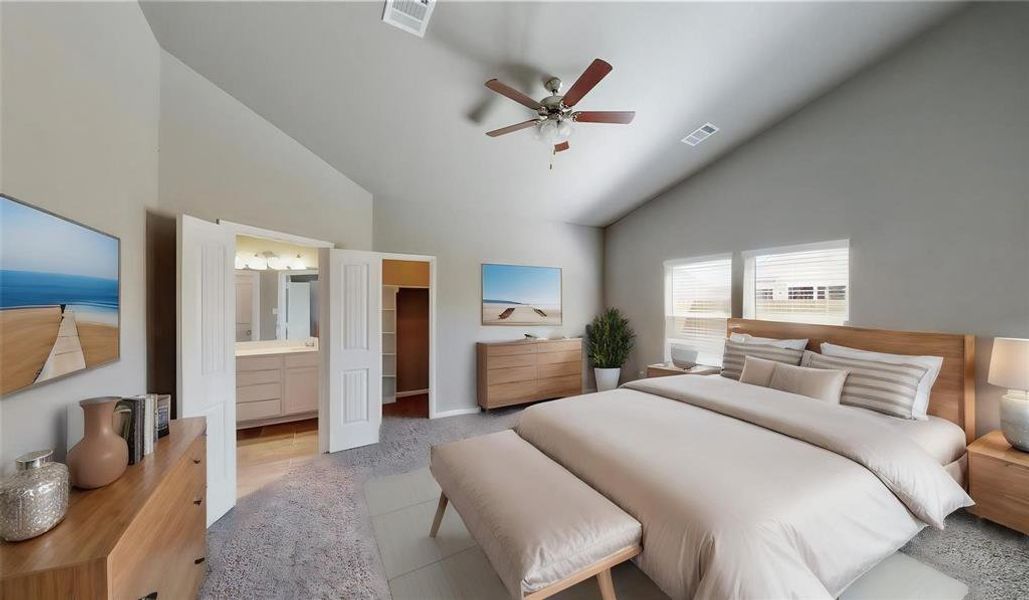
top-left (430, 430), bottom-right (642, 600)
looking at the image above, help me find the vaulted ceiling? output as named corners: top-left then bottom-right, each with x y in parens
top-left (141, 1), bottom-right (960, 227)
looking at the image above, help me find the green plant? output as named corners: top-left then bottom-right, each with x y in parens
top-left (587, 308), bottom-right (636, 369)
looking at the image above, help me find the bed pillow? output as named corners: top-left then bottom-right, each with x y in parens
top-left (768, 362), bottom-right (849, 404)
top-left (820, 342), bottom-right (943, 420)
top-left (729, 333), bottom-right (809, 350)
top-left (805, 352), bottom-right (929, 419)
top-left (739, 356), bottom-right (778, 387)
top-left (720, 339), bottom-right (804, 380)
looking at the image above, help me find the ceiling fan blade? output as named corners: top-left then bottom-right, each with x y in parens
top-left (573, 111), bottom-right (635, 124)
top-left (486, 119), bottom-right (538, 137)
top-left (554, 141), bottom-right (570, 153)
top-left (485, 79), bottom-right (542, 111)
top-left (561, 59), bottom-right (613, 108)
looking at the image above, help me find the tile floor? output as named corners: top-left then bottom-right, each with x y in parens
top-left (366, 467), bottom-right (971, 600)
top-left (236, 418), bottom-right (319, 498)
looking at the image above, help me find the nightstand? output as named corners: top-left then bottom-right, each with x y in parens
top-left (645, 363), bottom-right (720, 378)
top-left (968, 430), bottom-right (1029, 535)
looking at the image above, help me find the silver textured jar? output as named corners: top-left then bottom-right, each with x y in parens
top-left (0, 449), bottom-right (69, 542)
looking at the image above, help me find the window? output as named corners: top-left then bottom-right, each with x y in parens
top-left (665, 254), bottom-right (732, 366)
top-left (743, 240), bottom-right (849, 325)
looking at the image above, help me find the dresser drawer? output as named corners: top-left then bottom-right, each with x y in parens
top-left (537, 374), bottom-right (581, 399)
top-left (487, 353), bottom-right (537, 369)
top-left (237, 398), bottom-right (282, 421)
top-left (487, 365), bottom-right (537, 385)
top-left (237, 369), bottom-right (281, 387)
top-left (237, 355), bottom-right (282, 371)
top-left (538, 340), bottom-right (582, 353)
top-left (237, 382), bottom-right (281, 403)
top-left (486, 342), bottom-right (537, 357)
top-left (537, 361), bottom-right (580, 378)
top-left (970, 453), bottom-right (1029, 533)
top-left (537, 350), bottom-right (581, 365)
top-left (486, 381), bottom-right (536, 404)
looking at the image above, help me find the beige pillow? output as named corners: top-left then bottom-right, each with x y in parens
top-left (740, 356), bottom-right (778, 387)
top-left (769, 362), bottom-right (849, 403)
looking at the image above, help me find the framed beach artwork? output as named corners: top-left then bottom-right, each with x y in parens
top-left (0, 195), bottom-right (120, 396)
top-left (481, 264), bottom-right (562, 326)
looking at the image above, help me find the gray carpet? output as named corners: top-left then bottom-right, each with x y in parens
top-left (203, 408), bottom-right (1028, 600)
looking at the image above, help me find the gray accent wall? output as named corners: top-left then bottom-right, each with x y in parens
top-left (604, 4), bottom-right (1029, 436)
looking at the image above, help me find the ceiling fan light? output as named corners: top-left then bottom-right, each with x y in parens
top-left (538, 118), bottom-right (572, 145)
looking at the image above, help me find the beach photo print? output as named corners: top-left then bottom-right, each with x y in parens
top-left (481, 264), bottom-right (561, 326)
top-left (0, 195), bottom-right (120, 395)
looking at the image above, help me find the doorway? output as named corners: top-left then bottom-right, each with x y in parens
top-left (232, 233), bottom-right (324, 499)
top-left (381, 257), bottom-right (435, 419)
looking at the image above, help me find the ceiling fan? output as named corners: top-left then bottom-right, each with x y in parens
top-left (484, 58), bottom-right (635, 154)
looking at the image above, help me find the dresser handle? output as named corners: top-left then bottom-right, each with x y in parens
top-left (193, 497), bottom-right (203, 506)
top-left (141, 593), bottom-right (158, 600)
top-left (193, 458), bottom-right (201, 464)
top-left (194, 557), bottom-right (206, 565)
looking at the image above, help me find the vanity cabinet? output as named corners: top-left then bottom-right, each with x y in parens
top-left (237, 351), bottom-right (319, 427)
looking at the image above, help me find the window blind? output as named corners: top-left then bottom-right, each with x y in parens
top-left (746, 241), bottom-right (849, 325)
top-left (665, 256), bottom-right (732, 366)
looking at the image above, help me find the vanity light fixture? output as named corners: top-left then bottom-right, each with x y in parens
top-left (289, 254), bottom-right (306, 270)
top-left (234, 254), bottom-right (246, 270)
top-left (246, 253), bottom-right (268, 270)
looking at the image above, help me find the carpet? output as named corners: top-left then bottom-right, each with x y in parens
top-left (202, 408), bottom-right (1028, 599)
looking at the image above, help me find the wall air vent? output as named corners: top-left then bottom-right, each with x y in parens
top-left (681, 123), bottom-right (719, 147)
top-left (382, 0), bottom-right (436, 38)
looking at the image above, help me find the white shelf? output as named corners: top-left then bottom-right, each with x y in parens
top-left (383, 352), bottom-right (396, 356)
top-left (383, 374), bottom-right (396, 378)
top-left (383, 330), bottom-right (395, 335)
top-left (382, 308), bottom-right (396, 311)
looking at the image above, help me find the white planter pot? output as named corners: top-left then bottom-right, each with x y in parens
top-left (594, 367), bottom-right (622, 392)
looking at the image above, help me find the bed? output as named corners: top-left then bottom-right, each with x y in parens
top-left (514, 319), bottom-right (976, 599)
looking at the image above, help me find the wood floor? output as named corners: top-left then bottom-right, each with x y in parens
top-left (237, 418), bottom-right (318, 499)
top-left (383, 393), bottom-right (429, 418)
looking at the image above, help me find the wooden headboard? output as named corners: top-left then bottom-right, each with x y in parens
top-left (727, 319), bottom-right (976, 444)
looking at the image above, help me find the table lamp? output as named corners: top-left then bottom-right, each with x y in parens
top-left (988, 337), bottom-right (1029, 451)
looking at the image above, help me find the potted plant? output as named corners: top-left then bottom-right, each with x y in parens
top-left (587, 308), bottom-right (636, 392)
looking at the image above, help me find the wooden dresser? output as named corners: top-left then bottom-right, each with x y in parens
top-left (477, 339), bottom-right (583, 410)
top-left (1, 418), bottom-right (207, 599)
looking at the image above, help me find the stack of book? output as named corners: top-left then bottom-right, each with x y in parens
top-left (115, 394), bottom-right (171, 464)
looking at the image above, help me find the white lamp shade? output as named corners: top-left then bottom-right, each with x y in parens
top-left (988, 337), bottom-right (1029, 390)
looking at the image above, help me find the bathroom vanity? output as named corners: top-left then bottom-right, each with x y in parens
top-left (236, 342), bottom-right (319, 428)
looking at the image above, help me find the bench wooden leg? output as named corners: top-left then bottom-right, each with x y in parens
top-left (596, 568), bottom-right (616, 600)
top-left (429, 493), bottom-right (448, 537)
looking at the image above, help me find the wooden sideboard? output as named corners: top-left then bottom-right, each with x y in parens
top-left (1, 418), bottom-right (207, 599)
top-left (477, 339), bottom-right (583, 410)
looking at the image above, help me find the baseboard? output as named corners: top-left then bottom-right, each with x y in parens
top-left (396, 389), bottom-right (429, 399)
top-left (430, 407), bottom-right (480, 419)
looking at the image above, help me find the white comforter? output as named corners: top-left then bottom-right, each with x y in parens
top-left (515, 375), bottom-right (972, 599)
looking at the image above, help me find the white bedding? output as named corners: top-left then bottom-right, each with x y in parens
top-left (515, 375), bottom-right (972, 599)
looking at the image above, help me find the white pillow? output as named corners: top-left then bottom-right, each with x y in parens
top-left (739, 356), bottom-right (778, 387)
top-left (819, 342), bottom-right (943, 420)
top-left (730, 332), bottom-right (809, 351)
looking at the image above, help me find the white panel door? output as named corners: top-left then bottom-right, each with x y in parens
top-left (320, 249), bottom-right (382, 452)
top-left (178, 215), bottom-right (236, 526)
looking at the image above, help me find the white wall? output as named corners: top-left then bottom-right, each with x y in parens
top-left (374, 199), bottom-right (604, 414)
top-left (157, 51), bottom-right (372, 249)
top-left (0, 2), bottom-right (160, 472)
top-left (605, 4), bottom-right (1029, 436)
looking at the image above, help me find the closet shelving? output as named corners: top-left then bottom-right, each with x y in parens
top-left (382, 285), bottom-right (398, 403)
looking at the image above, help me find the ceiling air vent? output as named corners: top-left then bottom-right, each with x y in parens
top-left (681, 123), bottom-right (719, 147)
top-left (382, 0), bottom-right (436, 38)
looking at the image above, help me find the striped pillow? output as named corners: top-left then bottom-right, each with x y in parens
top-left (720, 340), bottom-right (804, 380)
top-left (805, 352), bottom-right (929, 419)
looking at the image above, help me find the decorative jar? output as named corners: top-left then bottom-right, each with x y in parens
top-left (0, 449), bottom-right (70, 542)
